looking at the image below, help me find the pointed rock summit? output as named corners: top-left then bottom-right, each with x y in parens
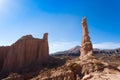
top-left (80, 17), bottom-right (93, 57)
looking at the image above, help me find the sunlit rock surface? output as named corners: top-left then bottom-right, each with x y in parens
top-left (0, 33), bottom-right (49, 74)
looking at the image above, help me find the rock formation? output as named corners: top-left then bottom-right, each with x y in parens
top-left (1, 18), bottom-right (120, 80)
top-left (80, 17), bottom-right (93, 57)
top-left (0, 33), bottom-right (49, 74)
top-left (0, 46), bottom-right (10, 71)
top-left (30, 17), bottom-right (120, 80)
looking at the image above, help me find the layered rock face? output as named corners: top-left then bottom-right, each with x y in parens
top-left (0, 33), bottom-right (49, 73)
top-left (0, 46), bottom-right (10, 71)
top-left (80, 17), bottom-right (93, 57)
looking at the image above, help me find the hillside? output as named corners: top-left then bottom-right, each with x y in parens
top-left (52, 46), bottom-right (120, 58)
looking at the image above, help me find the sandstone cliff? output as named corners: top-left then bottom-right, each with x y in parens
top-left (0, 33), bottom-right (49, 75)
top-left (0, 46), bottom-right (10, 71)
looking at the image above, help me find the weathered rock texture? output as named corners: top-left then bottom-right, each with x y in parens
top-left (30, 17), bottom-right (120, 80)
top-left (80, 17), bottom-right (93, 57)
top-left (0, 33), bottom-right (49, 74)
top-left (2, 18), bottom-right (120, 80)
top-left (33, 68), bottom-right (75, 80)
top-left (0, 46), bottom-right (10, 71)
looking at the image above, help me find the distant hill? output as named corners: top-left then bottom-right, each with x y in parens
top-left (51, 46), bottom-right (120, 58)
top-left (51, 46), bottom-right (80, 57)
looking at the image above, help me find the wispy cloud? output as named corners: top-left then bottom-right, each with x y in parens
top-left (49, 41), bottom-right (120, 54)
top-left (49, 41), bottom-right (80, 53)
top-left (93, 42), bottom-right (120, 49)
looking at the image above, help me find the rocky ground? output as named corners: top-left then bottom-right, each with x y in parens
top-left (1, 49), bottom-right (120, 80)
top-left (31, 54), bottom-right (120, 80)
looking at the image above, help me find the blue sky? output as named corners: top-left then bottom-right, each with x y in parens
top-left (0, 0), bottom-right (120, 53)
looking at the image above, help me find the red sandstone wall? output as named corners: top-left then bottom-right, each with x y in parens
top-left (0, 33), bottom-right (49, 73)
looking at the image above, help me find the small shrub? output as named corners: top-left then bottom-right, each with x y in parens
top-left (68, 63), bottom-right (81, 74)
top-left (93, 60), bottom-right (104, 71)
top-left (108, 62), bottom-right (120, 68)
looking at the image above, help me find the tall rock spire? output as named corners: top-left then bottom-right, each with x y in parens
top-left (80, 17), bottom-right (93, 57)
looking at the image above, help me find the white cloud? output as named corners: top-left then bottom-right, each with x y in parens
top-left (93, 42), bottom-right (120, 49)
top-left (49, 41), bottom-right (80, 53)
top-left (49, 41), bottom-right (120, 54)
